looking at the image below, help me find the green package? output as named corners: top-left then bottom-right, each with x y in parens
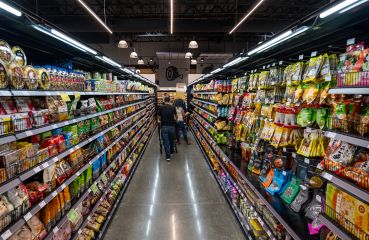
top-left (84, 166), bottom-right (93, 186)
top-left (70, 178), bottom-right (80, 201)
top-left (281, 176), bottom-right (301, 204)
top-left (79, 172), bottom-right (85, 193)
top-left (90, 117), bottom-right (99, 131)
top-left (84, 119), bottom-right (91, 134)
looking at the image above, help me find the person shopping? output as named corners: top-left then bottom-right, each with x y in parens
top-left (158, 96), bottom-right (177, 161)
top-left (174, 99), bottom-right (190, 145)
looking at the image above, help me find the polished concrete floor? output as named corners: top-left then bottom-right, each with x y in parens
top-left (104, 131), bottom-right (245, 240)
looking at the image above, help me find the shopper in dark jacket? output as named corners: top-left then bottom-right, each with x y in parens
top-left (158, 96), bottom-right (177, 161)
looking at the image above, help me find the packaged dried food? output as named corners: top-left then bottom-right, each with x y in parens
top-left (22, 65), bottom-right (38, 89)
top-left (0, 59), bottom-right (9, 88)
top-left (11, 46), bottom-right (27, 67)
top-left (8, 62), bottom-right (24, 89)
top-left (0, 40), bottom-right (13, 64)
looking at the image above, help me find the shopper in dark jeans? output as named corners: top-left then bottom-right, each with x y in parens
top-left (158, 96), bottom-right (177, 161)
top-left (174, 99), bottom-right (190, 145)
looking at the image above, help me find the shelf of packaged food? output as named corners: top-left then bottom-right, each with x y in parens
top-left (190, 125), bottom-right (253, 240)
top-left (191, 122), bottom-right (277, 240)
top-left (96, 126), bottom-right (155, 240)
top-left (318, 214), bottom-right (353, 240)
top-left (18, 107), bottom-right (146, 182)
top-left (44, 119), bottom-right (153, 240)
top-left (193, 91), bottom-right (218, 94)
top-left (192, 110), bottom-right (217, 131)
top-left (15, 99), bottom-right (147, 139)
top-left (0, 135), bottom-right (17, 146)
top-left (71, 126), bottom-right (151, 240)
top-left (0, 114), bottom-right (150, 240)
top-left (328, 88), bottom-right (369, 95)
top-left (193, 98), bottom-right (218, 106)
top-left (10, 90), bottom-right (150, 97)
top-left (324, 131), bottom-right (369, 149)
top-left (192, 117), bottom-right (309, 240)
top-left (191, 102), bottom-right (217, 118)
top-left (321, 171), bottom-right (369, 203)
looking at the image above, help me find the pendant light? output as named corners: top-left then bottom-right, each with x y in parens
top-left (185, 52), bottom-right (192, 58)
top-left (130, 48), bottom-right (138, 58)
top-left (138, 58), bottom-right (144, 65)
top-left (118, 40), bottom-right (128, 48)
top-left (191, 59), bottom-right (197, 65)
top-left (189, 40), bottom-right (198, 49)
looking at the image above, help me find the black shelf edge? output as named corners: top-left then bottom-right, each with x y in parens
top-left (318, 214), bottom-right (353, 240)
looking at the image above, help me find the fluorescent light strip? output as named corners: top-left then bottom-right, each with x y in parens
top-left (33, 25), bottom-right (87, 52)
top-left (77, 0), bottom-right (113, 34)
top-left (248, 26), bottom-right (308, 55)
top-left (320, 0), bottom-right (359, 18)
top-left (339, 0), bottom-right (369, 13)
top-left (51, 29), bottom-right (97, 55)
top-left (95, 56), bottom-right (121, 68)
top-left (0, 1), bottom-right (22, 16)
top-left (229, 0), bottom-right (265, 34)
top-left (170, 0), bottom-right (174, 34)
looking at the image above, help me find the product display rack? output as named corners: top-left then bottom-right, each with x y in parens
top-left (70, 117), bottom-right (155, 240)
top-left (96, 121), bottom-right (155, 240)
top-left (0, 104), bottom-right (155, 240)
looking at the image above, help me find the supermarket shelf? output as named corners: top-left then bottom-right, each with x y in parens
top-left (191, 102), bottom-right (217, 118)
top-left (324, 131), bottom-right (369, 148)
top-left (0, 135), bottom-right (17, 145)
top-left (193, 90), bottom-right (218, 94)
top-left (19, 107), bottom-right (146, 182)
top-left (0, 178), bottom-right (21, 195)
top-left (192, 119), bottom-right (308, 240)
top-left (0, 116), bottom-right (149, 240)
top-left (193, 110), bottom-right (216, 130)
top-left (97, 126), bottom-right (155, 240)
top-left (191, 123), bottom-right (276, 240)
top-left (321, 171), bottom-right (369, 203)
top-left (47, 119), bottom-right (153, 240)
top-left (318, 214), bottom-right (352, 240)
top-left (15, 99), bottom-right (147, 139)
top-left (71, 125), bottom-right (150, 240)
top-left (10, 90), bottom-right (149, 96)
top-left (328, 88), bottom-right (369, 95)
top-left (193, 98), bottom-right (218, 106)
top-left (190, 126), bottom-right (253, 240)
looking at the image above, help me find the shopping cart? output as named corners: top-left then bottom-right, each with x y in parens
top-left (158, 122), bottom-right (177, 154)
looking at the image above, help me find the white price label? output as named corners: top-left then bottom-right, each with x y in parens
top-left (323, 172), bottom-right (333, 181)
top-left (25, 131), bottom-right (33, 136)
top-left (279, 60), bottom-right (283, 65)
top-left (52, 191), bottom-right (58, 197)
top-left (53, 226), bottom-right (59, 233)
top-left (24, 212), bottom-right (33, 221)
top-left (326, 132), bottom-right (336, 138)
top-left (39, 201), bottom-right (46, 208)
top-left (316, 195), bottom-right (322, 202)
top-left (78, 229), bottom-right (82, 234)
top-left (42, 162), bottom-right (49, 168)
top-left (1, 230), bottom-right (12, 240)
top-left (34, 166), bottom-right (41, 173)
top-left (52, 124), bottom-right (58, 129)
top-left (311, 51), bottom-right (317, 57)
top-left (292, 153), bottom-right (296, 158)
top-left (283, 147), bottom-right (287, 152)
top-left (300, 185), bottom-right (307, 190)
top-left (325, 75), bottom-right (332, 82)
top-left (272, 63), bottom-right (276, 66)
top-left (61, 183), bottom-right (66, 189)
top-left (299, 54), bottom-right (304, 60)
top-left (347, 37), bottom-right (355, 45)
top-left (304, 158), bottom-right (310, 164)
top-left (77, 171), bottom-right (81, 176)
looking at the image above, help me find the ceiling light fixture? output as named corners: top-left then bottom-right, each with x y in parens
top-left (77, 0), bottom-right (113, 34)
top-left (339, 0), bottom-right (369, 13)
top-left (138, 58), bottom-right (144, 65)
top-left (201, 57), bottom-right (204, 62)
top-left (149, 58), bottom-right (153, 62)
top-left (191, 59), bottom-right (197, 65)
top-left (118, 40), bottom-right (128, 48)
top-left (130, 49), bottom-right (138, 58)
top-left (189, 40), bottom-right (198, 49)
top-left (185, 52), bottom-right (192, 58)
top-left (0, 1), bottom-right (22, 16)
top-left (170, 0), bottom-right (174, 34)
top-left (229, 0), bottom-right (265, 34)
top-left (320, 0), bottom-right (358, 18)
top-left (247, 26), bottom-right (309, 55)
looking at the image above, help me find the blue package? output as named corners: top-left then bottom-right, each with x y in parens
top-left (52, 128), bottom-right (63, 136)
top-left (100, 153), bottom-right (107, 168)
top-left (266, 169), bottom-right (287, 195)
top-left (63, 132), bottom-right (73, 149)
top-left (97, 135), bottom-right (104, 151)
top-left (276, 170), bottom-right (293, 195)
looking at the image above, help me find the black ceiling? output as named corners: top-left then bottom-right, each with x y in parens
top-left (9, 0), bottom-right (331, 49)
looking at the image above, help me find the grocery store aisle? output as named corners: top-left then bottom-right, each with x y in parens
top-left (104, 130), bottom-right (244, 240)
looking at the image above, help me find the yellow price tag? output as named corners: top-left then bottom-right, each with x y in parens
top-left (60, 93), bottom-right (71, 102)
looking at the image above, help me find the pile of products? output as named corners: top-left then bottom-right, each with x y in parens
top-left (0, 39), bottom-right (152, 93)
